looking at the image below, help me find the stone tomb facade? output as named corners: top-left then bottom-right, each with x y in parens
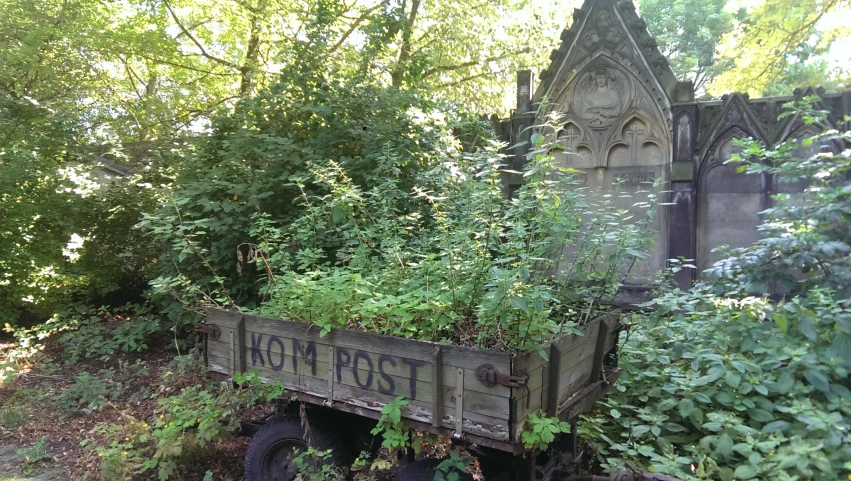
top-left (496, 0), bottom-right (851, 294)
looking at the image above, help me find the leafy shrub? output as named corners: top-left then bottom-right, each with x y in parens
top-left (83, 369), bottom-right (285, 481)
top-left (55, 361), bottom-right (148, 416)
top-left (521, 412), bottom-right (572, 451)
top-left (0, 96), bottom-right (159, 326)
top-left (435, 450), bottom-right (475, 481)
top-left (582, 102), bottom-right (851, 481)
top-left (139, 79), bottom-right (487, 328)
top-left (246, 112), bottom-right (656, 353)
top-left (1, 404), bottom-right (31, 429)
top-left (17, 437), bottom-right (52, 470)
top-left (59, 306), bottom-right (161, 363)
top-left (371, 397), bottom-right (419, 453)
top-left (293, 448), bottom-right (346, 481)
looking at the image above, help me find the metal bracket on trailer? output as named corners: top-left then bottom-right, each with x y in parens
top-left (194, 323), bottom-right (221, 340)
top-left (475, 363), bottom-right (528, 388)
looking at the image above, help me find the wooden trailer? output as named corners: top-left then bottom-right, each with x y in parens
top-left (200, 307), bottom-right (622, 481)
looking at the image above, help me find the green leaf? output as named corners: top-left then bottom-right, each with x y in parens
top-left (716, 433), bottom-right (733, 457)
top-left (509, 297), bottom-right (528, 312)
top-left (678, 398), bottom-right (694, 417)
top-left (748, 409), bottom-right (774, 423)
top-left (773, 313), bottom-right (788, 333)
top-left (762, 420), bottom-right (789, 433)
top-left (733, 464), bottom-right (758, 480)
top-left (725, 371), bottom-right (742, 388)
top-left (804, 369), bottom-right (830, 393)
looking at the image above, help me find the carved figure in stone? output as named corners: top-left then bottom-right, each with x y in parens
top-left (580, 68), bottom-right (623, 126)
top-left (582, 10), bottom-right (624, 50)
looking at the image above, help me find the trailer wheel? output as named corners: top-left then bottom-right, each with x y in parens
top-left (244, 415), bottom-right (343, 481)
top-left (397, 459), bottom-right (474, 481)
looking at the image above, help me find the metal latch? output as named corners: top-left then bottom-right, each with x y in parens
top-left (475, 364), bottom-right (528, 388)
top-left (194, 323), bottom-right (221, 340)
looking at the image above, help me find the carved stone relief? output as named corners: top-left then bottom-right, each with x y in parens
top-left (582, 10), bottom-right (625, 51)
top-left (556, 121), bottom-right (595, 168)
top-left (554, 60), bottom-right (668, 170)
top-left (572, 67), bottom-right (629, 127)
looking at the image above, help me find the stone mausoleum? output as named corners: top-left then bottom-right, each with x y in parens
top-left (497, 0), bottom-right (851, 293)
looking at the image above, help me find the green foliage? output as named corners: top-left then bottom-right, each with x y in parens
top-left (17, 437), bottom-right (52, 470)
top-left (55, 361), bottom-right (149, 417)
top-left (59, 308), bottom-right (161, 364)
top-left (144, 96), bottom-right (654, 353)
top-left (0, 404), bottom-right (31, 429)
top-left (83, 368), bottom-right (285, 481)
top-left (435, 450), bottom-right (475, 481)
top-left (583, 103), bottom-right (851, 481)
top-left (238, 109), bottom-right (655, 353)
top-left (521, 412), bottom-right (572, 451)
top-left (293, 448), bottom-right (345, 481)
top-left (0, 93), bottom-right (159, 326)
top-left (640, 0), bottom-right (742, 93)
top-left (708, 0), bottom-right (851, 96)
top-left (371, 396), bottom-right (419, 453)
top-left (139, 80), bottom-right (486, 327)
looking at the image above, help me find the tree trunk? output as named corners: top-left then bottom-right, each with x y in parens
top-left (239, 2), bottom-right (265, 97)
top-left (139, 73), bottom-right (158, 141)
top-left (390, 0), bottom-right (421, 87)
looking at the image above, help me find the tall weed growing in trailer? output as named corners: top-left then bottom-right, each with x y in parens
top-left (251, 109), bottom-right (658, 353)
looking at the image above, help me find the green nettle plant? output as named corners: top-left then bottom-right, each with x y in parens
top-left (582, 101), bottom-right (851, 481)
top-left (248, 109), bottom-right (657, 353)
top-left (143, 84), bottom-right (658, 354)
top-left (83, 369), bottom-right (285, 481)
top-left (138, 77), bottom-right (488, 329)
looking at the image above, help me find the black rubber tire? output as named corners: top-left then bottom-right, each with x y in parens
top-left (244, 415), bottom-right (344, 481)
top-left (397, 459), bottom-right (474, 481)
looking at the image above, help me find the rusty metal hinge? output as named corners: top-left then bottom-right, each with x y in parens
top-left (475, 363), bottom-right (528, 388)
top-left (194, 323), bottom-right (221, 340)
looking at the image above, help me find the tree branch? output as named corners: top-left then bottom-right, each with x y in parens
top-left (163, 0), bottom-right (240, 69)
top-left (327, 4), bottom-right (381, 55)
top-left (421, 51), bottom-right (520, 80)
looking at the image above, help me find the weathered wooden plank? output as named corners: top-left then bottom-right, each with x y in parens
top-left (241, 359), bottom-right (508, 433)
top-left (557, 354), bottom-right (596, 402)
top-left (209, 349), bottom-right (512, 423)
top-left (236, 313), bottom-right (510, 367)
top-left (212, 336), bottom-right (510, 400)
top-left (557, 334), bottom-right (598, 378)
top-left (590, 320), bottom-right (610, 384)
top-left (432, 347), bottom-right (443, 428)
top-left (207, 308), bottom-right (245, 329)
top-left (235, 316), bottom-right (245, 374)
top-left (546, 343), bottom-right (561, 417)
top-left (208, 353), bottom-right (329, 394)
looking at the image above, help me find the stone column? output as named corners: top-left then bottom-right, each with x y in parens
top-left (508, 70), bottom-right (535, 197)
top-left (668, 81), bottom-right (696, 290)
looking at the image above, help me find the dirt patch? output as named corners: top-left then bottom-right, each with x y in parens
top-left (0, 443), bottom-right (69, 481)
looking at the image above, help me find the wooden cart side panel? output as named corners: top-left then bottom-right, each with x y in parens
top-left (509, 314), bottom-right (621, 440)
top-left (240, 326), bottom-right (511, 397)
top-left (204, 308), bottom-right (512, 441)
top-left (236, 314), bottom-right (508, 368)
